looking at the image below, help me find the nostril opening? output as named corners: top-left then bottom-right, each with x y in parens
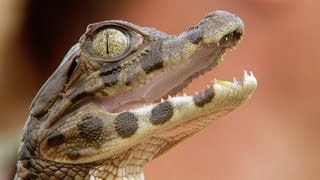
top-left (233, 30), bottom-right (242, 41)
top-left (219, 30), bottom-right (243, 48)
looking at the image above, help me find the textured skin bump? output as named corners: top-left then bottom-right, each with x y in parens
top-left (15, 11), bottom-right (255, 179)
top-left (139, 42), bottom-right (164, 74)
top-left (185, 28), bottom-right (203, 45)
top-left (193, 87), bottom-right (215, 107)
top-left (47, 130), bottom-right (65, 147)
top-left (115, 112), bottom-right (139, 138)
top-left (77, 116), bottom-right (106, 147)
top-left (150, 101), bottom-right (174, 125)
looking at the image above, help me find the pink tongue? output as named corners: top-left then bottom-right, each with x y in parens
top-left (98, 93), bottom-right (147, 113)
top-left (111, 101), bottom-right (146, 112)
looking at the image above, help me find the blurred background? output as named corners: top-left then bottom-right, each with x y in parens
top-left (0, 0), bottom-right (319, 179)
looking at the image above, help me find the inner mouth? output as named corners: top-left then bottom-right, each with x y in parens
top-left (98, 30), bottom-right (242, 113)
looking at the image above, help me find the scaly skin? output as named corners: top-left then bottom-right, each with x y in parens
top-left (15, 11), bottom-right (257, 179)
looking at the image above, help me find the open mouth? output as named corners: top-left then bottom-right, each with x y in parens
top-left (97, 30), bottom-right (245, 113)
top-left (37, 11), bottom-right (258, 165)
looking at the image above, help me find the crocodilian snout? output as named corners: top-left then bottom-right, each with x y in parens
top-left (183, 10), bottom-right (244, 48)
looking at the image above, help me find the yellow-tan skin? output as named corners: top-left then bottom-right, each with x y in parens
top-left (15, 11), bottom-right (257, 179)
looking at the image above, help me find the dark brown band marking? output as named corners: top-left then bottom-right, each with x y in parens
top-left (102, 71), bottom-right (120, 87)
top-left (140, 42), bottom-right (164, 74)
top-left (77, 116), bottom-right (106, 147)
top-left (193, 87), bottom-right (215, 107)
top-left (69, 86), bottom-right (91, 103)
top-left (115, 112), bottom-right (138, 138)
top-left (150, 101), bottom-right (174, 125)
top-left (47, 130), bottom-right (65, 147)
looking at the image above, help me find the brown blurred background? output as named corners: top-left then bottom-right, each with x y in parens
top-left (1, 0), bottom-right (319, 179)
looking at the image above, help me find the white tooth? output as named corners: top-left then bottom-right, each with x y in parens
top-left (183, 93), bottom-right (187, 96)
top-left (195, 91), bottom-right (199, 95)
top-left (214, 78), bottom-right (217, 83)
top-left (168, 95), bottom-right (172, 99)
top-left (160, 98), bottom-right (165, 102)
top-left (233, 77), bottom-right (237, 82)
top-left (207, 85), bottom-right (210, 88)
top-left (244, 70), bottom-right (248, 77)
top-left (250, 71), bottom-right (254, 76)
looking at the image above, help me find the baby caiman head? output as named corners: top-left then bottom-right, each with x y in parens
top-left (22, 10), bottom-right (256, 177)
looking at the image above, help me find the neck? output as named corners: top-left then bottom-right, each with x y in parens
top-left (89, 165), bottom-right (144, 180)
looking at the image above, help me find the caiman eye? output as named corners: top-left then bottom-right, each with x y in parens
top-left (92, 28), bottom-right (129, 59)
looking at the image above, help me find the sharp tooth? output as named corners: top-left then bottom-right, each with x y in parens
top-left (183, 93), bottom-right (187, 96)
top-left (243, 70), bottom-right (248, 77)
top-left (207, 85), bottom-right (210, 88)
top-left (160, 98), bottom-right (165, 102)
top-left (195, 91), bottom-right (199, 95)
top-left (168, 95), bottom-right (172, 99)
top-left (233, 77), bottom-right (237, 82)
top-left (250, 71), bottom-right (254, 76)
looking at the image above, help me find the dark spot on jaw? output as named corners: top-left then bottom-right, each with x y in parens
top-left (77, 116), bottom-right (105, 146)
top-left (193, 87), bottom-right (215, 107)
top-left (47, 130), bottom-right (65, 147)
top-left (115, 112), bottom-right (138, 138)
top-left (150, 101), bottom-right (174, 125)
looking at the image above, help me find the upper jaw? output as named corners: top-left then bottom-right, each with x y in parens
top-left (97, 11), bottom-right (245, 113)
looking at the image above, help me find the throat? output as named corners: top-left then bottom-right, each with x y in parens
top-left (89, 165), bottom-right (144, 180)
top-left (88, 137), bottom-right (171, 179)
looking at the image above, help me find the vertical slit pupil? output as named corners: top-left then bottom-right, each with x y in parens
top-left (106, 32), bottom-right (110, 55)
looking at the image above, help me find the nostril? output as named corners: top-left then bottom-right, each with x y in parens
top-left (233, 30), bottom-right (242, 41)
top-left (219, 30), bottom-right (243, 48)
